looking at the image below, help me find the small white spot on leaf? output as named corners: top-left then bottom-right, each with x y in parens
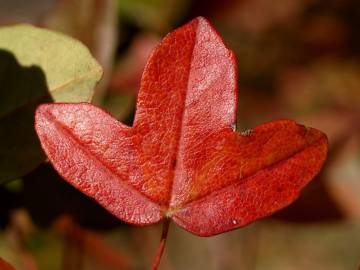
top-left (231, 123), bottom-right (236, 131)
top-left (241, 129), bottom-right (252, 137)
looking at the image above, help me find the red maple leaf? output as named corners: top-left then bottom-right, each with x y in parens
top-left (35, 17), bottom-right (328, 268)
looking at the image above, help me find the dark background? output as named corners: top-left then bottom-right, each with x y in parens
top-left (0, 0), bottom-right (360, 269)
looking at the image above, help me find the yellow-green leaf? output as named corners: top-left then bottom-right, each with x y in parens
top-left (0, 24), bottom-right (102, 184)
top-left (0, 24), bottom-right (102, 102)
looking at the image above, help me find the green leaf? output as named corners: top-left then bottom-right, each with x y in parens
top-left (0, 24), bottom-right (102, 103)
top-left (0, 25), bottom-right (102, 184)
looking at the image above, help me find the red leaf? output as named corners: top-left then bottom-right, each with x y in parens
top-left (35, 17), bottom-right (328, 236)
top-left (0, 258), bottom-right (16, 270)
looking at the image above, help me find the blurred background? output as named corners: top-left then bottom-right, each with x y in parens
top-left (1, 0), bottom-right (360, 269)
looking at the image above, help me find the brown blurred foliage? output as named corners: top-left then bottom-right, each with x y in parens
top-left (1, 0), bottom-right (360, 269)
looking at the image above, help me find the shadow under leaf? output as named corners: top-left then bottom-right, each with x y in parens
top-left (0, 48), bottom-right (53, 184)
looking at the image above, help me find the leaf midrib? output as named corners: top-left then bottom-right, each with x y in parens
top-left (51, 67), bottom-right (102, 96)
top-left (166, 21), bottom-right (200, 210)
top-left (45, 110), bottom-right (160, 209)
top-left (171, 133), bottom-right (325, 213)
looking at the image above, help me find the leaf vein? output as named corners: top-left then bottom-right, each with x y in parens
top-left (45, 111), bottom-right (159, 208)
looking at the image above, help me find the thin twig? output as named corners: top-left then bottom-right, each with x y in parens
top-left (9, 210), bottom-right (38, 270)
top-left (60, 219), bottom-right (84, 270)
top-left (151, 218), bottom-right (171, 270)
top-left (56, 216), bottom-right (130, 270)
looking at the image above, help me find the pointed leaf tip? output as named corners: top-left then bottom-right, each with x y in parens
top-left (35, 18), bottom-right (328, 237)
